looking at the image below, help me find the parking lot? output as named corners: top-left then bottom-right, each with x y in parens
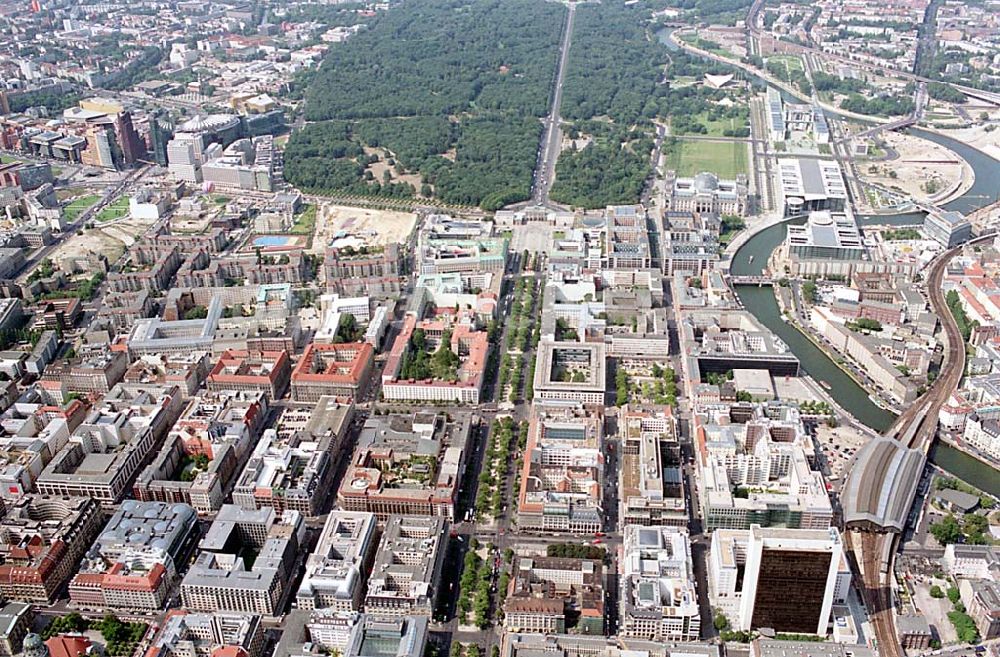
top-left (814, 424), bottom-right (868, 484)
top-left (909, 574), bottom-right (958, 644)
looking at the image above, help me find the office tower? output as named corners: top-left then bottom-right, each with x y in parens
top-left (148, 111), bottom-right (171, 166)
top-left (115, 111), bottom-right (146, 165)
top-left (710, 525), bottom-right (843, 635)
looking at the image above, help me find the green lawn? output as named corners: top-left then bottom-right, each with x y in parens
top-left (290, 204), bottom-right (317, 235)
top-left (63, 194), bottom-right (101, 222)
top-left (666, 140), bottom-right (748, 179)
top-left (767, 55), bottom-right (805, 85)
top-left (680, 33), bottom-right (731, 58)
top-left (94, 196), bottom-right (130, 222)
top-left (0, 155), bottom-right (21, 165)
top-left (770, 55), bottom-right (803, 72)
top-left (674, 110), bottom-right (748, 138)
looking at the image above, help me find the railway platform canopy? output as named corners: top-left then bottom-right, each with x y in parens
top-left (842, 436), bottom-right (925, 533)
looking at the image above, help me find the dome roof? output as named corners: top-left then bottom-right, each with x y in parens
top-left (693, 172), bottom-right (719, 193)
top-left (179, 113), bottom-right (240, 134)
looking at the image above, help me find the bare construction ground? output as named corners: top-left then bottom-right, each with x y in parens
top-left (937, 107), bottom-right (1000, 162)
top-left (50, 218), bottom-right (155, 264)
top-left (312, 203), bottom-right (417, 254)
top-left (859, 131), bottom-right (973, 203)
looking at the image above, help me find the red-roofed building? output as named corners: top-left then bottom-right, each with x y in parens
top-left (211, 646), bottom-right (248, 657)
top-left (207, 350), bottom-right (291, 401)
top-left (290, 343), bottom-right (373, 402)
top-left (46, 635), bottom-right (92, 657)
top-left (381, 316), bottom-right (488, 404)
top-left (0, 496), bottom-right (103, 603)
top-left (69, 561), bottom-right (170, 610)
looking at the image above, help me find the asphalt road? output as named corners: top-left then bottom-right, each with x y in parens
top-left (530, 2), bottom-right (576, 207)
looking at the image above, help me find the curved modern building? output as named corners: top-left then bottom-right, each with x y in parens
top-left (178, 113), bottom-right (243, 146)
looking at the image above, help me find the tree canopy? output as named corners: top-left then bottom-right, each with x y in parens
top-left (285, 0), bottom-right (564, 209)
top-left (561, 2), bottom-right (667, 125)
top-left (303, 0), bottom-right (565, 120)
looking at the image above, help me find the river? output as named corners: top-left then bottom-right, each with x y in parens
top-left (728, 128), bottom-right (1000, 491)
top-left (655, 25), bottom-right (1000, 489)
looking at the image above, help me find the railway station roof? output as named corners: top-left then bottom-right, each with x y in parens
top-left (842, 437), bottom-right (924, 533)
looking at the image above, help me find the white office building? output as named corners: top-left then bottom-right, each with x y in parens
top-left (620, 526), bottom-right (700, 641)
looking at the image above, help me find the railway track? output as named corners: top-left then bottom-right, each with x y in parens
top-left (849, 233), bottom-right (996, 654)
top-left (887, 233), bottom-right (996, 451)
top-left (855, 532), bottom-right (903, 657)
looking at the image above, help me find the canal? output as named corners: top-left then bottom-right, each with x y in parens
top-left (930, 443), bottom-right (1000, 497)
top-left (656, 27), bottom-right (1000, 487)
top-left (728, 124), bottom-right (1000, 489)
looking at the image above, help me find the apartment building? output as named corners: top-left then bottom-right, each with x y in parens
top-left (297, 511), bottom-right (377, 611)
top-left (364, 515), bottom-right (447, 617)
top-left (0, 495), bottom-right (104, 603)
top-left (107, 243), bottom-right (182, 293)
top-left (324, 242), bottom-right (404, 298)
top-left (339, 413), bottom-right (471, 521)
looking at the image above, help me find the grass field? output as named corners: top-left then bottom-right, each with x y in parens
top-left (680, 33), bottom-right (733, 58)
top-left (674, 110), bottom-right (748, 138)
top-left (290, 204), bottom-right (317, 235)
top-left (63, 194), bottom-right (101, 222)
top-left (94, 197), bottom-right (130, 223)
top-left (768, 55), bottom-right (804, 84)
top-left (666, 140), bottom-right (748, 179)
